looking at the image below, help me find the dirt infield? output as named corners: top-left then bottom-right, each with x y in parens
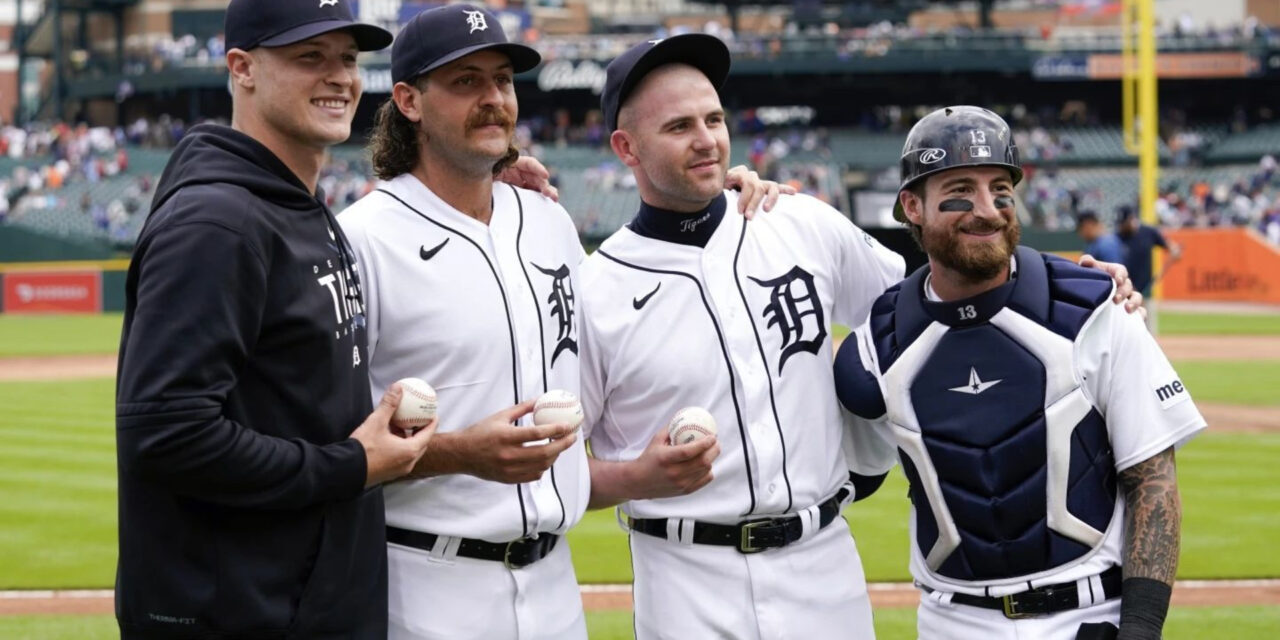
top-left (3, 580), bottom-right (1279, 616)
top-left (1157, 335), bottom-right (1280, 361)
top-left (0, 354), bottom-right (115, 381)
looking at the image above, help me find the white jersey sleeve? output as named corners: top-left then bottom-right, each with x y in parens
top-left (578, 284), bottom-right (606, 441)
top-left (825, 207), bottom-right (905, 327)
top-left (1077, 302), bottom-right (1207, 472)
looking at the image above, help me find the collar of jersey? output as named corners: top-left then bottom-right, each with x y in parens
top-left (921, 254), bottom-right (1019, 327)
top-left (627, 192), bottom-right (727, 248)
top-left (382, 173), bottom-right (503, 234)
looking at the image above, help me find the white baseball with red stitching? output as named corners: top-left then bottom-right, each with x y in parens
top-left (668, 407), bottom-right (717, 445)
top-left (392, 378), bottom-right (437, 429)
top-left (533, 389), bottom-right (584, 431)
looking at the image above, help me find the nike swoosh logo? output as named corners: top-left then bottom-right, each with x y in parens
top-left (419, 239), bottom-right (449, 261)
top-left (633, 283), bottom-right (660, 310)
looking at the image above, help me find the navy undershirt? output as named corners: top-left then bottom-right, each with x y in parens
top-left (626, 193), bottom-right (727, 248)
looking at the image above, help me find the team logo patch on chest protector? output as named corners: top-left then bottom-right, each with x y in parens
top-left (869, 248), bottom-right (1118, 582)
top-left (748, 266), bottom-right (827, 374)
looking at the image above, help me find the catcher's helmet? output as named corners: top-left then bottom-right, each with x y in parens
top-left (893, 106), bottom-right (1023, 222)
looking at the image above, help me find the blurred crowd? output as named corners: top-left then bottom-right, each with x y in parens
top-left (1021, 155), bottom-right (1280, 245)
top-left (1157, 156), bottom-right (1280, 232)
top-left (0, 116), bottom-right (222, 242)
top-left (3, 112), bottom-right (1278, 247)
top-left (72, 8), bottom-right (1278, 78)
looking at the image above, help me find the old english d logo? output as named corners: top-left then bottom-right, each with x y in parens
top-left (464, 9), bottom-right (488, 33)
top-left (532, 262), bottom-right (578, 366)
top-left (748, 266), bottom-right (827, 375)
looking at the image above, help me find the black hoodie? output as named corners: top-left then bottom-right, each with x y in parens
top-left (115, 124), bottom-right (385, 638)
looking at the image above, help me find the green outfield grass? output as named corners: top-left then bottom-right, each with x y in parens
top-left (2, 376), bottom-right (1277, 588)
top-left (833, 309), bottom-right (1280, 342)
top-left (570, 428), bottom-right (1280, 583)
top-left (1, 311), bottom-right (1277, 635)
top-left (1178, 432), bottom-right (1280, 579)
top-left (0, 314), bottom-right (123, 357)
top-left (0, 379), bottom-right (118, 588)
top-left (1158, 311), bottom-right (1280, 335)
top-left (0, 310), bottom-right (1272, 359)
top-left (4, 606), bottom-right (1277, 640)
top-left (1172, 361), bottom-right (1280, 406)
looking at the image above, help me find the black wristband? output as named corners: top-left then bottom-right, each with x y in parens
top-left (1119, 577), bottom-right (1172, 640)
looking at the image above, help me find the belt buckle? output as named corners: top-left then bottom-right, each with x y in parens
top-left (738, 520), bottom-right (771, 554)
top-left (1001, 594), bottom-right (1033, 619)
top-left (503, 537), bottom-right (527, 570)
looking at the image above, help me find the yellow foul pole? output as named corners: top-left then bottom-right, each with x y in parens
top-left (1122, 0), bottom-right (1161, 313)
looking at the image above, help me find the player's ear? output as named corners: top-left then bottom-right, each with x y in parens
top-left (226, 48), bottom-right (256, 91)
top-left (900, 190), bottom-right (925, 226)
top-left (610, 129), bottom-right (640, 168)
top-left (391, 81), bottom-right (423, 124)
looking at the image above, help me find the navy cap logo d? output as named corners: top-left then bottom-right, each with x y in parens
top-left (319, 0), bottom-right (338, 6)
top-left (465, 10), bottom-right (488, 33)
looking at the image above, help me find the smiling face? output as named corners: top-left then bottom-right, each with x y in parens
top-left (610, 64), bottom-right (730, 212)
top-left (246, 31), bottom-right (363, 151)
top-left (900, 165), bottom-right (1021, 285)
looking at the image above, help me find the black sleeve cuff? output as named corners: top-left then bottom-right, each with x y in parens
top-left (1119, 577), bottom-right (1172, 640)
top-left (849, 471), bottom-right (889, 502)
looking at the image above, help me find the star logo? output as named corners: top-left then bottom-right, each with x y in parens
top-left (464, 10), bottom-right (488, 33)
top-left (948, 367), bottom-right (1002, 395)
top-left (319, 0), bottom-right (339, 7)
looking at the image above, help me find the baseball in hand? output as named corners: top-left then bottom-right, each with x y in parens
top-left (533, 389), bottom-right (584, 431)
top-left (392, 378), bottom-right (437, 431)
top-left (668, 407), bottom-right (717, 445)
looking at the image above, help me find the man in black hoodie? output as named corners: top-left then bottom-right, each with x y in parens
top-left (114, 1), bottom-right (437, 637)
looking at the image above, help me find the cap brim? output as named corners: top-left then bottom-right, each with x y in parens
top-left (259, 20), bottom-right (393, 52)
top-left (611, 34), bottom-right (730, 132)
top-left (406, 42), bottom-right (542, 81)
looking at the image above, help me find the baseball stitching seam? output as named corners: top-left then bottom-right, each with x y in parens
top-left (393, 386), bottom-right (436, 426)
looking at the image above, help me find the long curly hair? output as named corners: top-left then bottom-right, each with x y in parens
top-left (368, 80), bottom-right (519, 180)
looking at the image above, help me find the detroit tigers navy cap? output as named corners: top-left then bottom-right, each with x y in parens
top-left (602, 34), bottom-right (731, 133)
top-left (225, 0), bottom-right (392, 53)
top-left (391, 4), bottom-right (541, 85)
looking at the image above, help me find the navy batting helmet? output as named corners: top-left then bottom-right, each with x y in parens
top-left (893, 106), bottom-right (1022, 222)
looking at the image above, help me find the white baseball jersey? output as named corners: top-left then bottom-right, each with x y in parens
top-left (843, 263), bottom-right (1206, 598)
top-left (340, 173), bottom-right (589, 542)
top-left (579, 190), bottom-right (904, 522)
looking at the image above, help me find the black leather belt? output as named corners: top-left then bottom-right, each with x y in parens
top-left (386, 526), bottom-right (559, 569)
top-left (927, 566), bottom-right (1123, 619)
top-left (628, 488), bottom-right (848, 554)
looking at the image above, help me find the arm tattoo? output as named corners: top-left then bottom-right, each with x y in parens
top-left (1118, 447), bottom-right (1181, 585)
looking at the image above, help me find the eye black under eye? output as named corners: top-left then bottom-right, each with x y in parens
top-left (939, 199), bottom-right (974, 212)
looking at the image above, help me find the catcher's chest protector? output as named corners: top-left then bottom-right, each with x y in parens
top-left (867, 247), bottom-right (1118, 581)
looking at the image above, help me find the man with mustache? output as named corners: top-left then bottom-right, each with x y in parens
top-left (338, 6), bottom-right (588, 639)
top-left (835, 106), bottom-right (1204, 640)
top-left (338, 6), bottom-right (784, 639)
